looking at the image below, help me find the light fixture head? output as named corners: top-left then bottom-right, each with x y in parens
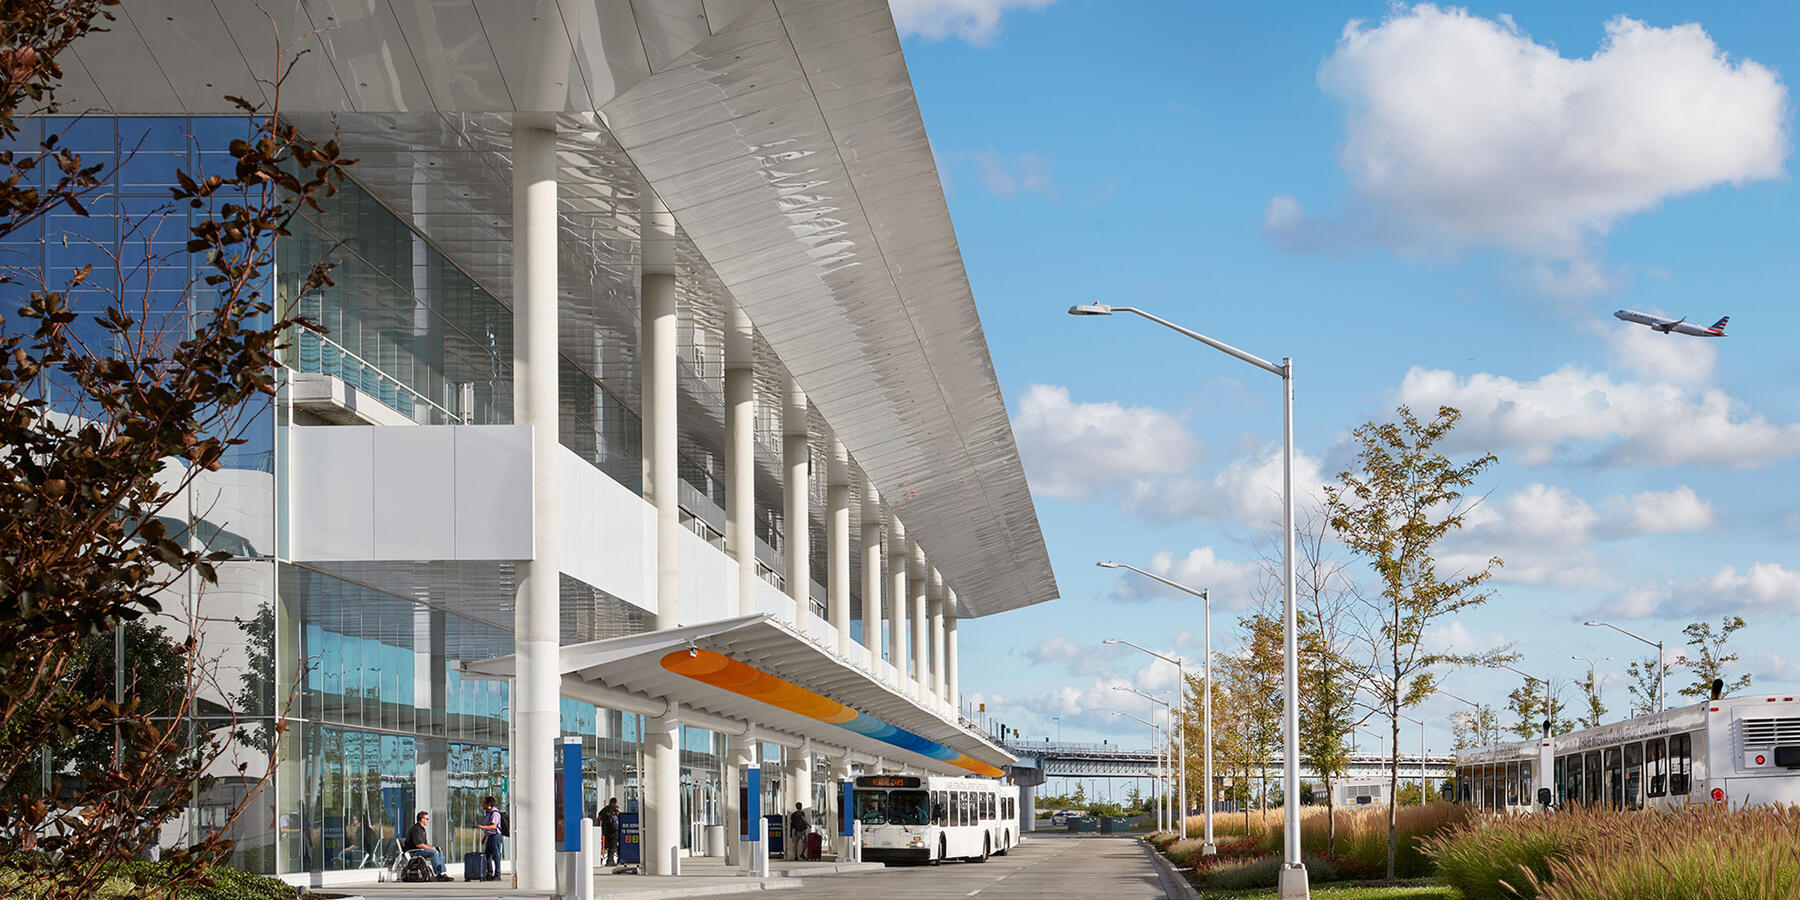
top-left (1102, 638), bottom-right (1120, 645)
top-left (1096, 560), bottom-right (1119, 568)
top-left (1583, 621), bottom-right (1601, 627)
top-left (1067, 303), bottom-right (1114, 316)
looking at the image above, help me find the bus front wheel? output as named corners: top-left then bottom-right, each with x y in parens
top-left (972, 835), bottom-right (989, 863)
top-left (931, 836), bottom-right (945, 866)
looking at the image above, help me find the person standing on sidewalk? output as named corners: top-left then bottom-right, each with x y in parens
top-left (477, 796), bottom-right (503, 881)
top-left (787, 802), bottom-right (809, 861)
top-left (598, 798), bottom-right (622, 866)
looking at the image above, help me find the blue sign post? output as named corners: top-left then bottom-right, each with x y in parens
top-left (618, 813), bottom-right (641, 864)
top-left (561, 737), bottom-right (582, 852)
top-left (742, 767), bottom-right (762, 840)
top-left (839, 781), bottom-right (854, 836)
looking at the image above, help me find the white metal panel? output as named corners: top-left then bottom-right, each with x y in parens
top-left (628, 0), bottom-right (710, 72)
top-left (753, 578), bottom-right (789, 618)
top-left (370, 426), bottom-right (457, 560)
top-left (290, 425), bottom-right (374, 561)
top-left (308, 1), bottom-right (438, 112)
top-left (556, 447), bottom-right (651, 612)
top-left (676, 529), bottom-right (733, 626)
top-left (472, 0), bottom-right (593, 112)
top-left (451, 425), bottom-right (534, 559)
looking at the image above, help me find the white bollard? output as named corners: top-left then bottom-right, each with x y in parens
top-left (576, 817), bottom-right (595, 900)
top-left (753, 816), bottom-right (769, 878)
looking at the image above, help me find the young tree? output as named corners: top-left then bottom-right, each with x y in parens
top-left (1677, 616), bottom-right (1751, 700)
top-left (1624, 657), bottom-right (1663, 717)
top-left (1578, 665), bottom-right (1607, 729)
top-left (1326, 405), bottom-right (1510, 883)
top-left (1225, 612), bottom-right (1284, 824)
top-left (0, 6), bottom-right (350, 894)
top-left (1504, 675), bottom-right (1574, 739)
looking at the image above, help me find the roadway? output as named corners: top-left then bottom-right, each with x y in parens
top-left (775, 833), bottom-right (1185, 900)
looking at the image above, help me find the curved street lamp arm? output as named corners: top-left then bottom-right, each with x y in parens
top-left (1109, 306), bottom-right (1286, 377)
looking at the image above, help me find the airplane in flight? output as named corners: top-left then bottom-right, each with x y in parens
top-left (1613, 309), bottom-right (1729, 337)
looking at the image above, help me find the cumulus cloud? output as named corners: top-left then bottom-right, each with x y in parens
top-left (1599, 562), bottom-right (1800, 620)
top-left (968, 151), bottom-right (1054, 199)
top-left (1444, 483), bottom-right (1715, 586)
top-left (1601, 316), bottom-right (1719, 386)
top-left (1527, 259), bottom-right (1617, 301)
top-left (1396, 365), bottom-right (1800, 468)
top-left (1013, 384), bottom-right (1200, 501)
top-left (1119, 445), bottom-right (1328, 526)
top-left (890, 0), bottom-right (1054, 45)
top-left (1752, 651), bottom-right (1800, 684)
top-left (1108, 547), bottom-right (1260, 607)
top-left (1271, 5), bottom-right (1788, 259)
top-left (1023, 635), bottom-right (1119, 676)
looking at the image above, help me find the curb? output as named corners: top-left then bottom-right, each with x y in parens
top-left (1138, 840), bottom-right (1203, 900)
top-left (598, 879), bottom-right (802, 899)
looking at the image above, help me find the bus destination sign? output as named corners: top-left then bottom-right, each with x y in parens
top-left (855, 775), bottom-right (922, 789)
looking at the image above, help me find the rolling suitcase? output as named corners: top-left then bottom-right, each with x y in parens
top-left (804, 832), bottom-right (823, 861)
top-left (464, 851), bottom-right (487, 881)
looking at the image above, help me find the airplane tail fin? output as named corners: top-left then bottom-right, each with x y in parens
top-left (1710, 316), bottom-right (1729, 331)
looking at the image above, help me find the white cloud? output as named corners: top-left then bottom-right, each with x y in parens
top-left (1023, 635), bottom-right (1118, 676)
top-left (1271, 5), bottom-right (1788, 258)
top-left (1601, 562), bottom-right (1800, 620)
top-left (1601, 317), bottom-right (1719, 386)
top-left (1527, 259), bottom-right (1617, 301)
top-left (1120, 444), bottom-right (1327, 526)
top-left (1610, 486), bottom-right (1715, 535)
top-left (1752, 651), bottom-right (1800, 684)
top-left (890, 0), bottom-right (1054, 45)
top-left (1013, 384), bottom-right (1200, 501)
top-left (1109, 546), bottom-right (1259, 607)
top-left (1396, 365), bottom-right (1800, 468)
top-left (968, 151), bottom-right (1055, 200)
top-left (1422, 620), bottom-right (1510, 655)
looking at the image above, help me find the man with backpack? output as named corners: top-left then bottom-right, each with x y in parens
top-left (476, 796), bottom-right (503, 881)
top-left (787, 802), bottom-right (809, 861)
top-left (598, 798), bottom-right (621, 866)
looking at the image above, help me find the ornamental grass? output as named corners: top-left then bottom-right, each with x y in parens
top-left (1423, 803), bottom-right (1800, 900)
top-left (1173, 802), bottom-right (1470, 879)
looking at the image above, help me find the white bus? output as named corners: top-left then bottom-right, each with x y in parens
top-left (1453, 689), bottom-right (1800, 813)
top-left (853, 774), bottom-right (1019, 865)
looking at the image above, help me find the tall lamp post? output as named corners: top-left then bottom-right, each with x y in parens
top-left (1585, 621), bottom-right (1666, 713)
top-left (1496, 663), bottom-right (1553, 731)
top-left (1052, 716), bottom-right (1061, 743)
top-left (1103, 618), bottom-right (1203, 849)
top-left (1115, 685), bottom-right (1174, 835)
top-left (1081, 301), bottom-right (1291, 868)
top-left (1396, 713), bottom-right (1426, 803)
top-left (1114, 711), bottom-right (1164, 832)
top-left (1436, 688), bottom-right (1492, 747)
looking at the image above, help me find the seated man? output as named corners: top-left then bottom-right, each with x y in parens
top-left (400, 811), bottom-right (453, 882)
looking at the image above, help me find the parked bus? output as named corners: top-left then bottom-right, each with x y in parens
top-left (1453, 690), bottom-right (1800, 814)
top-left (853, 774), bottom-right (1019, 865)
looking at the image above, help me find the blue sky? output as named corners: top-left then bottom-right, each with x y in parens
top-left (893, 0), bottom-right (1800, 771)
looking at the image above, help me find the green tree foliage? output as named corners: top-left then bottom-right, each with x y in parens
top-left (1678, 616), bottom-right (1751, 700)
top-left (1504, 675), bottom-right (1574, 739)
top-left (1578, 664), bottom-right (1607, 729)
top-left (1624, 656), bottom-right (1663, 717)
top-left (1326, 404), bottom-right (1510, 882)
top-left (0, 4), bottom-right (350, 894)
top-left (1287, 506), bottom-right (1366, 855)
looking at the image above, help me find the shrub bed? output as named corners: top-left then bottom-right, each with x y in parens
top-left (0, 858), bottom-right (296, 899)
top-left (1167, 803), bottom-right (1469, 880)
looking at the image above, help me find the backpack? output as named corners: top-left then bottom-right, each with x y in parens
top-left (398, 854), bottom-right (435, 883)
top-left (499, 811), bottom-right (510, 838)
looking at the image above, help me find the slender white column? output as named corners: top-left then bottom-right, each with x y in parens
top-left (887, 516), bottom-right (909, 687)
top-left (928, 569), bottom-right (946, 702)
top-left (640, 192), bottom-right (682, 876)
top-left (826, 440), bottom-right (852, 656)
top-left (945, 591), bottom-right (960, 711)
top-left (725, 306), bottom-right (757, 616)
top-left (831, 754), bottom-right (854, 861)
top-left (641, 192), bottom-right (679, 631)
top-left (725, 732), bottom-right (754, 867)
top-left (860, 479), bottom-right (882, 665)
top-left (645, 708), bottom-right (681, 875)
top-left (510, 121), bottom-right (560, 892)
top-left (785, 744), bottom-right (812, 857)
top-left (909, 545), bottom-right (929, 699)
top-left (782, 381), bottom-right (810, 625)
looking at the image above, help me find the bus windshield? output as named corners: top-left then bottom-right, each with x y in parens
top-left (855, 789), bottom-right (931, 825)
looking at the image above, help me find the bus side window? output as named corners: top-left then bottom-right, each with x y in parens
top-left (1505, 762), bottom-right (1519, 806)
top-left (934, 791), bottom-right (946, 825)
top-left (1669, 734), bottom-right (1691, 795)
top-left (1624, 742), bottom-right (1643, 810)
top-left (1646, 738), bottom-right (1666, 798)
top-left (1584, 751), bottom-right (1602, 806)
top-left (1604, 747), bottom-right (1623, 810)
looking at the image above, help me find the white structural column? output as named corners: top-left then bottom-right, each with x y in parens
top-left (509, 121), bottom-right (560, 892)
top-left (640, 192), bottom-right (682, 875)
top-left (944, 591), bottom-right (960, 711)
top-left (909, 545), bottom-right (929, 699)
top-left (831, 754), bottom-right (854, 861)
top-left (782, 381), bottom-right (810, 624)
top-left (886, 515), bottom-right (909, 687)
top-left (928, 569), bottom-right (947, 702)
top-left (826, 440), bottom-right (852, 656)
top-left (724, 306), bottom-right (757, 616)
top-left (725, 732), bottom-right (754, 868)
top-left (786, 744), bottom-right (812, 855)
top-left (860, 480), bottom-right (882, 667)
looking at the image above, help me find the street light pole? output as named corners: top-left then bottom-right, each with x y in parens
top-left (1052, 716), bottom-right (1061, 744)
top-left (1073, 303), bottom-right (1298, 895)
top-left (1585, 621), bottom-right (1666, 713)
top-left (1116, 686), bottom-right (1176, 835)
top-left (1497, 664), bottom-right (1553, 731)
top-left (1437, 688), bottom-right (1491, 747)
top-left (1115, 711), bottom-right (1163, 831)
top-left (1102, 593), bottom-right (1202, 848)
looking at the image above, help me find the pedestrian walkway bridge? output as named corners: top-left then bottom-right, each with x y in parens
top-left (1002, 740), bottom-right (1454, 781)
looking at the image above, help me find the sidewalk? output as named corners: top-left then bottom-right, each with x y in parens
top-left (333, 855), bottom-right (889, 900)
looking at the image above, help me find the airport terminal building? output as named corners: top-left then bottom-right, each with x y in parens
top-left (36, 0), bottom-right (1057, 887)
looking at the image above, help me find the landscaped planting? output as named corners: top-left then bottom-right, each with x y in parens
top-left (1157, 802), bottom-right (1470, 881)
top-left (1424, 803), bottom-right (1800, 900)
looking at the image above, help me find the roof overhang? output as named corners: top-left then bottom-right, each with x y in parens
top-left (464, 615), bottom-right (1014, 776)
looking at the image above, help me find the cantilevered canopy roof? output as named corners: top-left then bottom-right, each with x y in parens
top-left (59, 0), bottom-right (1058, 618)
top-left (464, 614), bottom-right (1014, 776)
